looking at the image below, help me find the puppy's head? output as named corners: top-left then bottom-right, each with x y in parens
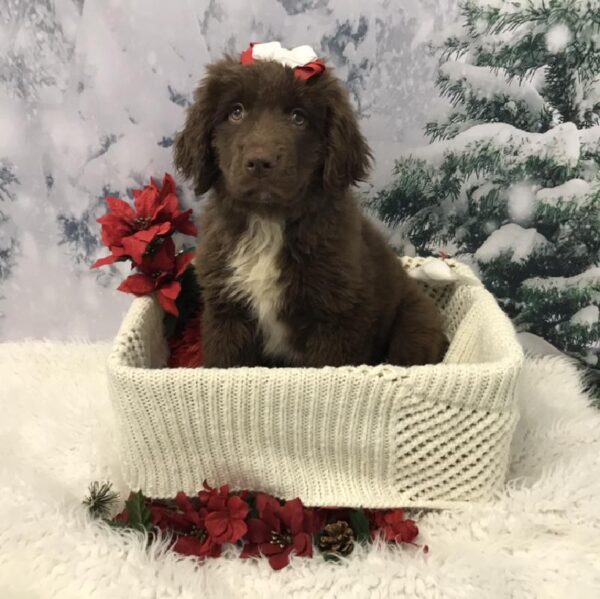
top-left (174, 55), bottom-right (372, 209)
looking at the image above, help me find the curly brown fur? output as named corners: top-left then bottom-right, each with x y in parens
top-left (174, 56), bottom-right (447, 368)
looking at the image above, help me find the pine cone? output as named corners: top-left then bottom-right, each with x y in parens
top-left (318, 521), bottom-right (354, 556)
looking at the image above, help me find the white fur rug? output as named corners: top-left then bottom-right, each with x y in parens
top-left (1, 343), bottom-right (599, 599)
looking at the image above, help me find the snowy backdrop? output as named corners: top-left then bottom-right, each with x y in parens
top-left (1, 0), bottom-right (598, 380)
top-left (0, 0), bottom-right (458, 340)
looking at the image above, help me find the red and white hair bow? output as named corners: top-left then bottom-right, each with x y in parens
top-left (241, 41), bottom-right (326, 80)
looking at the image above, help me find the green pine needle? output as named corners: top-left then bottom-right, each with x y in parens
top-left (83, 481), bottom-right (119, 519)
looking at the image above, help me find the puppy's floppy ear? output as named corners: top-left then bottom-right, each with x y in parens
top-left (174, 64), bottom-right (225, 195)
top-left (322, 75), bottom-right (373, 193)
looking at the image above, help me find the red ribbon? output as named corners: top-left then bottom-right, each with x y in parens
top-left (240, 43), bottom-right (325, 80)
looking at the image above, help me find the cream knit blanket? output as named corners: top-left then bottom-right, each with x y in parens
top-left (107, 257), bottom-right (523, 508)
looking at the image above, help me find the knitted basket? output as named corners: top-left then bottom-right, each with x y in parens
top-left (106, 257), bottom-right (523, 509)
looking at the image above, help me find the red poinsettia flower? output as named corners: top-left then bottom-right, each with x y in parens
top-left (198, 480), bottom-right (230, 507)
top-left (205, 495), bottom-right (249, 544)
top-left (145, 173), bottom-right (197, 236)
top-left (91, 173), bottom-right (197, 268)
top-left (371, 509), bottom-right (419, 544)
top-left (117, 237), bottom-right (194, 316)
top-left (241, 495), bottom-right (315, 570)
top-left (172, 534), bottom-right (222, 559)
top-left (153, 492), bottom-right (222, 559)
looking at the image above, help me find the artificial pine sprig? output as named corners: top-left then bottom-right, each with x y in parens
top-left (83, 481), bottom-right (120, 519)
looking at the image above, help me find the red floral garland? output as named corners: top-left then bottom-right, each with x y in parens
top-left (93, 173), bottom-right (427, 570)
top-left (113, 483), bottom-right (426, 571)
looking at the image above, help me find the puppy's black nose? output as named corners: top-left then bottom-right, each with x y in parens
top-left (245, 147), bottom-right (277, 177)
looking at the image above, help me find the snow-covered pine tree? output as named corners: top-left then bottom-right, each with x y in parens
top-left (375, 0), bottom-right (600, 373)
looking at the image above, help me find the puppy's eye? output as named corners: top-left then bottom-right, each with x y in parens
top-left (290, 108), bottom-right (307, 127)
top-left (229, 103), bottom-right (245, 122)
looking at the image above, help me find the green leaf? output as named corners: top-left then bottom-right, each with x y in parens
top-left (125, 490), bottom-right (152, 532)
top-left (349, 509), bottom-right (370, 544)
top-left (106, 518), bottom-right (130, 530)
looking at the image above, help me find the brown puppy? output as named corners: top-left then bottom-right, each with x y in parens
top-left (174, 56), bottom-right (447, 368)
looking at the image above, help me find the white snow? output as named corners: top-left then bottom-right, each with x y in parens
top-left (580, 126), bottom-right (600, 156)
top-left (508, 182), bottom-right (536, 223)
top-left (535, 178), bottom-right (592, 207)
top-left (475, 223), bottom-right (550, 263)
top-left (440, 61), bottom-right (546, 114)
top-left (411, 122), bottom-right (581, 169)
top-left (570, 305), bottom-right (599, 326)
top-left (546, 24), bottom-right (572, 54)
top-left (523, 267), bottom-right (600, 291)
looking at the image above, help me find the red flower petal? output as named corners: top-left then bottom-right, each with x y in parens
top-left (172, 208), bottom-right (198, 236)
top-left (227, 496), bottom-right (250, 520)
top-left (279, 498), bottom-right (305, 534)
top-left (121, 235), bottom-right (151, 265)
top-left (396, 519), bottom-right (419, 543)
top-left (160, 279), bottom-right (181, 299)
top-left (207, 542), bottom-right (222, 558)
top-left (256, 494), bottom-right (280, 516)
top-left (175, 491), bottom-right (194, 513)
top-left (98, 213), bottom-right (134, 247)
top-left (204, 513), bottom-right (229, 542)
top-left (153, 193), bottom-right (178, 222)
top-left (160, 172), bottom-right (177, 198)
top-left (206, 496), bottom-right (228, 513)
top-left (292, 532), bottom-right (312, 557)
top-left (172, 535), bottom-right (219, 559)
top-left (268, 547), bottom-right (293, 571)
top-left (199, 482), bottom-right (230, 506)
top-left (260, 542), bottom-right (286, 557)
top-left (91, 253), bottom-right (123, 269)
top-left (175, 251), bottom-right (195, 278)
top-left (202, 493), bottom-right (250, 544)
top-left (118, 273), bottom-right (156, 295)
top-left (150, 506), bottom-right (194, 532)
top-left (134, 186), bottom-right (160, 219)
top-left (106, 196), bottom-right (135, 221)
top-left (139, 237), bottom-right (177, 274)
top-left (205, 511), bottom-right (248, 544)
top-left (384, 510), bottom-right (405, 525)
top-left (153, 221), bottom-right (174, 236)
top-left (157, 289), bottom-right (179, 316)
top-left (246, 518), bottom-right (271, 544)
top-left (172, 535), bottom-right (204, 557)
top-left (230, 519), bottom-right (248, 542)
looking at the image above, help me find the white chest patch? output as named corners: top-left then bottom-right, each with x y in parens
top-left (227, 216), bottom-right (295, 360)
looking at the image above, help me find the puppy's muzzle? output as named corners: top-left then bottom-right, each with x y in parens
top-left (244, 145), bottom-right (281, 178)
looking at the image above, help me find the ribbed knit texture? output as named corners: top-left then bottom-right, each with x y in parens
top-left (106, 257), bottom-right (523, 508)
